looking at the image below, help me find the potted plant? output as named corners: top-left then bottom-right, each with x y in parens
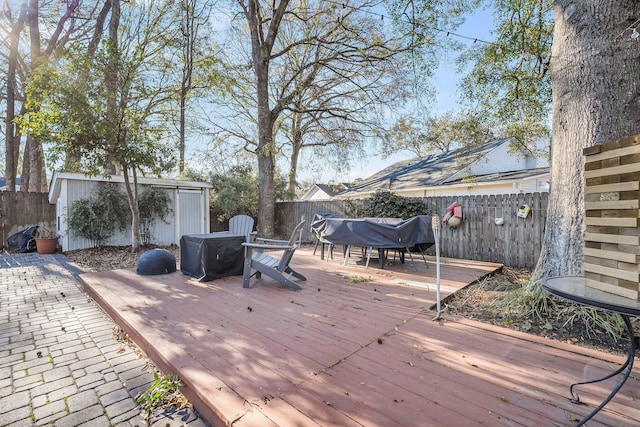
top-left (35, 225), bottom-right (59, 254)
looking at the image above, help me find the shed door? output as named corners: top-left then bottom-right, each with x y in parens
top-left (178, 189), bottom-right (205, 237)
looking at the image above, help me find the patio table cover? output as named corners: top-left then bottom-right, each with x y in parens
top-left (310, 215), bottom-right (435, 249)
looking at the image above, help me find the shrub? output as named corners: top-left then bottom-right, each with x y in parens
top-left (139, 188), bottom-right (173, 245)
top-left (68, 183), bottom-right (129, 247)
top-left (347, 191), bottom-right (429, 219)
top-left (67, 183), bottom-right (172, 247)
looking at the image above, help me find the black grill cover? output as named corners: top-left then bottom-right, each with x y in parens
top-left (179, 233), bottom-right (245, 281)
top-left (136, 249), bottom-right (177, 275)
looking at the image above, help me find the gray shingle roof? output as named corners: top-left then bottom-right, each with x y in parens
top-left (343, 138), bottom-right (512, 195)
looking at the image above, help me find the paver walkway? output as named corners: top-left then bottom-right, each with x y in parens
top-left (0, 252), bottom-right (208, 427)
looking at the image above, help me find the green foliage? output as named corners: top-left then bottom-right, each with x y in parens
top-left (139, 188), bottom-right (173, 245)
top-left (458, 0), bottom-right (553, 150)
top-left (136, 372), bottom-right (184, 416)
top-left (383, 111), bottom-right (494, 159)
top-left (67, 183), bottom-right (172, 247)
top-left (186, 164), bottom-right (288, 223)
top-left (67, 184), bottom-right (130, 247)
top-left (192, 164), bottom-right (258, 222)
top-left (493, 278), bottom-right (556, 319)
top-left (347, 191), bottom-right (428, 219)
top-left (560, 306), bottom-right (626, 341)
top-left (19, 24), bottom-right (176, 178)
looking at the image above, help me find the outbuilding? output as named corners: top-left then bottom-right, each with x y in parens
top-left (49, 172), bottom-right (212, 251)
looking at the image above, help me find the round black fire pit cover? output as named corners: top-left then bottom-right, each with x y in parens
top-left (136, 249), bottom-right (177, 275)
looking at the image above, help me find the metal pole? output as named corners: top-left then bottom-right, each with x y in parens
top-left (431, 215), bottom-right (442, 320)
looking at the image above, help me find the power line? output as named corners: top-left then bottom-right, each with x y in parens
top-left (325, 0), bottom-right (499, 48)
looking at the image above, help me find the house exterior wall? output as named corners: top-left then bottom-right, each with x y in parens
top-left (306, 189), bottom-right (332, 200)
top-left (446, 143), bottom-right (545, 182)
top-left (345, 174), bottom-right (550, 199)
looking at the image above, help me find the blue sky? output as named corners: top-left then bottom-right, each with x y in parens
top-left (337, 8), bottom-right (496, 182)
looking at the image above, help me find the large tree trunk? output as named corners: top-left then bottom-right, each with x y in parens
top-left (255, 60), bottom-right (277, 237)
top-left (25, 136), bottom-right (44, 192)
top-left (26, 0), bottom-right (46, 192)
top-left (104, 0), bottom-right (120, 175)
top-left (243, 0), bottom-right (290, 237)
top-left (5, 2), bottom-right (28, 192)
top-left (286, 111), bottom-right (303, 198)
top-left (178, 0), bottom-right (195, 176)
top-left (20, 134), bottom-right (30, 192)
top-left (532, 1), bottom-right (640, 280)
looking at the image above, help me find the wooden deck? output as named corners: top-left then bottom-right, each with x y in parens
top-left (80, 247), bottom-right (640, 427)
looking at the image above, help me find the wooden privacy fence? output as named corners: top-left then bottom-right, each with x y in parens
top-left (3, 190), bottom-right (547, 269)
top-left (275, 193), bottom-right (548, 269)
top-left (1, 192), bottom-right (56, 249)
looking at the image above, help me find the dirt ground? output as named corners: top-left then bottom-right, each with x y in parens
top-left (64, 245), bottom-right (638, 358)
top-left (444, 267), bottom-right (640, 357)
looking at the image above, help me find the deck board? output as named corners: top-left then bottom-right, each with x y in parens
top-left (80, 247), bottom-right (640, 426)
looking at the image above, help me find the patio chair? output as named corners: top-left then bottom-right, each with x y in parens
top-left (228, 215), bottom-right (255, 242)
top-left (241, 220), bottom-right (306, 290)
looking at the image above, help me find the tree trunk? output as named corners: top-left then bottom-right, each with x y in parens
top-left (122, 166), bottom-right (141, 252)
top-left (178, 0), bottom-right (195, 176)
top-left (179, 80), bottom-right (188, 175)
top-left (243, 0), bottom-right (291, 237)
top-left (256, 59), bottom-right (277, 236)
top-left (20, 135), bottom-right (30, 192)
top-left (5, 2), bottom-right (28, 192)
top-left (532, 1), bottom-right (640, 280)
top-left (25, 0), bottom-right (46, 192)
top-left (288, 130), bottom-right (301, 199)
top-left (104, 0), bottom-right (120, 175)
top-left (26, 135), bottom-right (44, 192)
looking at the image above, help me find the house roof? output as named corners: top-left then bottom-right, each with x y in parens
top-left (48, 172), bottom-right (212, 204)
top-left (316, 183), bottom-right (349, 196)
top-left (340, 138), bottom-right (541, 196)
top-left (0, 176), bottom-right (21, 190)
top-left (443, 167), bottom-right (549, 185)
top-left (301, 183), bottom-right (350, 200)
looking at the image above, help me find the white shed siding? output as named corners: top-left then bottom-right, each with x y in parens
top-left (178, 189), bottom-right (205, 237)
top-left (50, 172), bottom-right (211, 251)
top-left (146, 188), bottom-right (176, 246)
top-left (63, 179), bottom-right (105, 251)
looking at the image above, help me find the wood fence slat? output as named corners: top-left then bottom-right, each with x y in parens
top-left (1, 192), bottom-right (56, 249)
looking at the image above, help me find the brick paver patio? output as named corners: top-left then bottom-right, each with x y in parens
top-left (0, 252), bottom-right (208, 427)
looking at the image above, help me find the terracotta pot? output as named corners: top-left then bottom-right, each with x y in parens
top-left (35, 238), bottom-right (58, 254)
